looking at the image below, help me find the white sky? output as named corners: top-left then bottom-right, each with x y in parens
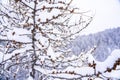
top-left (73, 0), bottom-right (120, 35)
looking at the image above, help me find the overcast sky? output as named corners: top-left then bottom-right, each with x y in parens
top-left (73, 0), bottom-right (120, 35)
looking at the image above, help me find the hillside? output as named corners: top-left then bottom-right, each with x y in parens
top-left (70, 27), bottom-right (120, 61)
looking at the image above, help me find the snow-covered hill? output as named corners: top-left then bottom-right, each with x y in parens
top-left (70, 27), bottom-right (120, 61)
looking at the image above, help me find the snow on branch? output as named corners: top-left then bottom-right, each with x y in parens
top-left (1, 0), bottom-right (119, 80)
